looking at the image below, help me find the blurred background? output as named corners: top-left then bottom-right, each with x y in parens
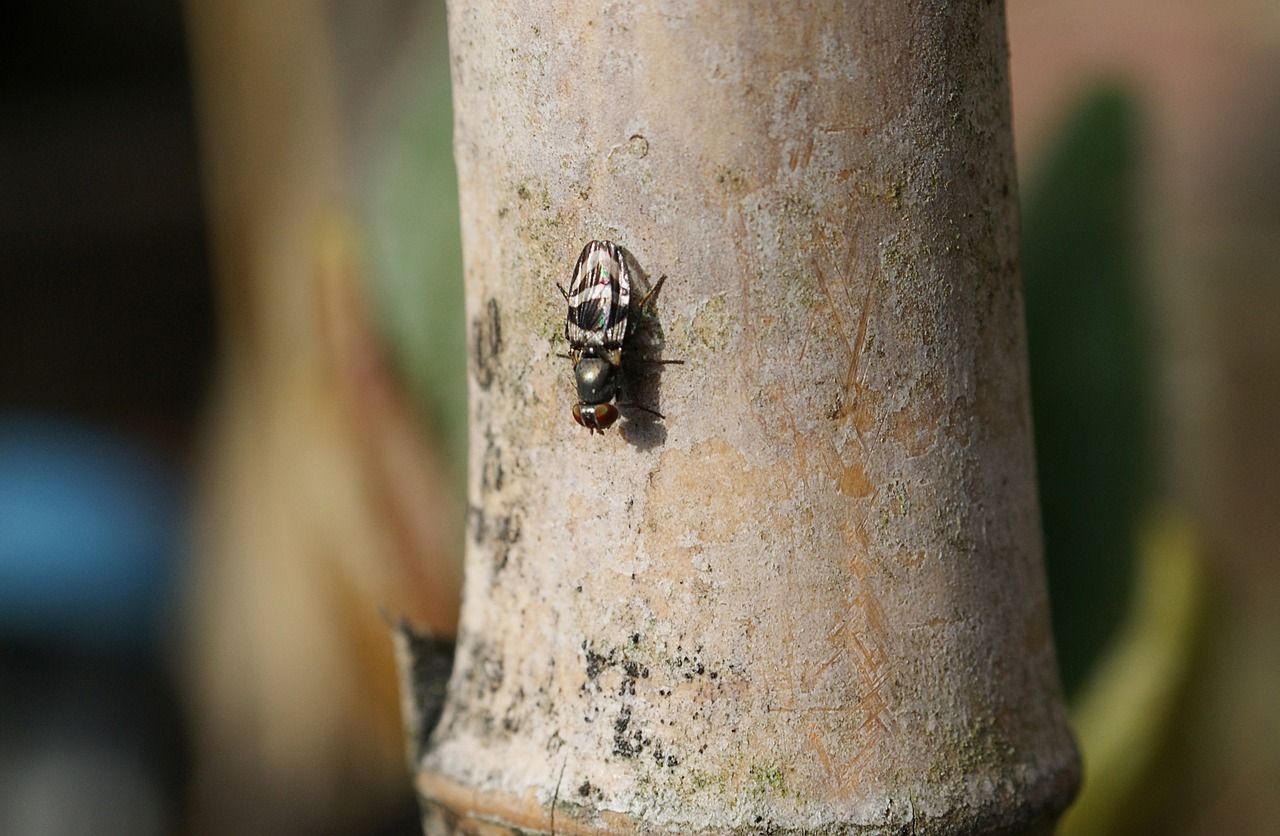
top-left (0, 1), bottom-right (1276, 834)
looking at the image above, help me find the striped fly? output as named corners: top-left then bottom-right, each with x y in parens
top-left (558, 240), bottom-right (670, 433)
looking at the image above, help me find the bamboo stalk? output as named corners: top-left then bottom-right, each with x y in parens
top-left (406, 1), bottom-right (1079, 832)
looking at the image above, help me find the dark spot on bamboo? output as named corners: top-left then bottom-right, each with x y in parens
top-left (467, 505), bottom-right (522, 574)
top-left (481, 436), bottom-right (504, 492)
top-left (471, 297), bottom-right (502, 389)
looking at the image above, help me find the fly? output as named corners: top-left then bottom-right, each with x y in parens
top-left (558, 240), bottom-right (672, 433)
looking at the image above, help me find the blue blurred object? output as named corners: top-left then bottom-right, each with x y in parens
top-left (0, 415), bottom-right (184, 651)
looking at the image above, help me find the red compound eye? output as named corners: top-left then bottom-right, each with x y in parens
top-left (572, 403), bottom-right (619, 432)
top-left (592, 403), bottom-right (619, 429)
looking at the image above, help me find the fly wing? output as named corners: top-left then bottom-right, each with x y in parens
top-left (564, 241), bottom-right (631, 349)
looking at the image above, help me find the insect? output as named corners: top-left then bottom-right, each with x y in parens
top-left (558, 240), bottom-right (670, 433)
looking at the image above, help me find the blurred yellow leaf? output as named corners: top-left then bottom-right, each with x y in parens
top-left (1060, 513), bottom-right (1204, 835)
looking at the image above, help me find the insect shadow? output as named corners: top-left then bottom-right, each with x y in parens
top-left (614, 245), bottom-right (681, 450)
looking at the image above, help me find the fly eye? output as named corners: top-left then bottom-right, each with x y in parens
top-left (594, 404), bottom-right (619, 429)
top-left (572, 404), bottom-right (587, 427)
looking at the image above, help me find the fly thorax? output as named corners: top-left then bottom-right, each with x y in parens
top-left (574, 355), bottom-right (618, 405)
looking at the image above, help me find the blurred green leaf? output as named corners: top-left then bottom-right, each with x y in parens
top-left (363, 7), bottom-right (467, 479)
top-left (1021, 85), bottom-right (1148, 697)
